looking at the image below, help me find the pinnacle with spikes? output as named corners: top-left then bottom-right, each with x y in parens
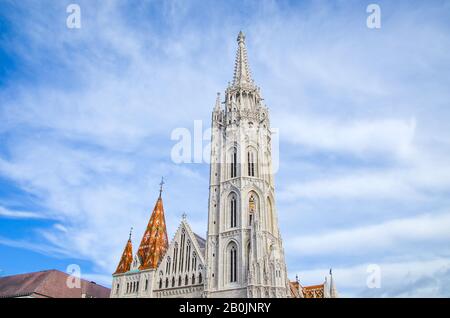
top-left (232, 31), bottom-right (254, 87)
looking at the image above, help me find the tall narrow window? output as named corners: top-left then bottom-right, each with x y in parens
top-left (199, 272), bottom-right (203, 284)
top-left (166, 257), bottom-right (171, 275)
top-left (180, 230), bottom-right (185, 273)
top-left (159, 278), bottom-right (162, 289)
top-left (249, 195), bottom-right (255, 226)
top-left (230, 245), bottom-right (237, 283)
top-left (248, 151), bottom-right (255, 177)
top-left (192, 252), bottom-right (197, 271)
top-left (230, 195), bottom-right (237, 228)
top-left (173, 243), bottom-right (178, 274)
top-left (186, 241), bottom-right (191, 272)
top-left (230, 148), bottom-right (237, 178)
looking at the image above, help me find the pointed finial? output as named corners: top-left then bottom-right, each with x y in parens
top-left (159, 177), bottom-right (165, 197)
top-left (129, 227), bottom-right (133, 240)
top-left (232, 31), bottom-right (254, 86)
top-left (215, 92), bottom-right (221, 109)
top-left (330, 268), bottom-right (332, 276)
top-left (237, 31), bottom-right (245, 45)
top-left (296, 274), bottom-right (299, 283)
top-left (182, 212), bottom-right (187, 220)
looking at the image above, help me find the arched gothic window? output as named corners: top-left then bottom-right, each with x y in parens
top-left (249, 195), bottom-right (255, 226)
top-left (230, 147), bottom-right (237, 178)
top-left (248, 151), bottom-right (255, 177)
top-left (186, 240), bottom-right (191, 272)
top-left (192, 273), bottom-right (195, 284)
top-left (166, 257), bottom-right (171, 274)
top-left (230, 244), bottom-right (237, 283)
top-left (230, 194), bottom-right (237, 228)
top-left (192, 252), bottom-right (197, 271)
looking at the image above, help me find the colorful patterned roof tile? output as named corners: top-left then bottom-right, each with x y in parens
top-left (137, 195), bottom-right (169, 270)
top-left (113, 236), bottom-right (133, 274)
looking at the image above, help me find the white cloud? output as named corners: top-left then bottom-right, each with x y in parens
top-left (277, 114), bottom-right (416, 159)
top-left (0, 206), bottom-right (47, 219)
top-left (285, 211), bottom-right (450, 257)
top-left (292, 257), bottom-right (450, 297)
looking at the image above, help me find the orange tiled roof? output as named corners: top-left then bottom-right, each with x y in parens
top-left (303, 283), bottom-right (325, 298)
top-left (137, 195), bottom-right (169, 270)
top-left (113, 237), bottom-right (133, 274)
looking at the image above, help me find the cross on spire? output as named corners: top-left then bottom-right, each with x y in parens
top-left (129, 227), bottom-right (133, 240)
top-left (159, 177), bottom-right (165, 198)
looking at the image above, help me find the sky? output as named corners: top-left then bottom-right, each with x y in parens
top-left (1, 0), bottom-right (450, 297)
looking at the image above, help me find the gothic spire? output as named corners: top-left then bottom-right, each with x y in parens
top-left (232, 31), bottom-right (254, 87)
top-left (214, 92), bottom-right (221, 110)
top-left (113, 230), bottom-right (134, 274)
top-left (329, 268), bottom-right (338, 298)
top-left (137, 186), bottom-right (169, 270)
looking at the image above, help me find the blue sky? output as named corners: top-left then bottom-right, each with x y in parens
top-left (1, 0), bottom-right (450, 297)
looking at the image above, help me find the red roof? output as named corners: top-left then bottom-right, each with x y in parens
top-left (0, 270), bottom-right (110, 298)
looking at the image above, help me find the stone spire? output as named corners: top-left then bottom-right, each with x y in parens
top-left (137, 186), bottom-right (169, 270)
top-left (113, 229), bottom-right (134, 274)
top-left (214, 92), bottom-right (221, 111)
top-left (329, 268), bottom-right (338, 298)
top-left (232, 31), bottom-right (254, 87)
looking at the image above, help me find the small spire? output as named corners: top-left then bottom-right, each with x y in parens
top-left (232, 31), bottom-right (254, 86)
top-left (237, 30), bottom-right (245, 44)
top-left (159, 177), bottom-right (165, 198)
top-left (214, 92), bottom-right (221, 110)
top-left (329, 268), bottom-right (338, 298)
top-left (296, 274), bottom-right (299, 283)
top-left (182, 212), bottom-right (187, 220)
top-left (129, 227), bottom-right (133, 240)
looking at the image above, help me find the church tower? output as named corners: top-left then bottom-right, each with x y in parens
top-left (204, 31), bottom-right (290, 298)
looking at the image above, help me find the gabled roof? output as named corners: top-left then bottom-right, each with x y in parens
top-left (137, 195), bottom-right (169, 270)
top-left (0, 270), bottom-right (110, 298)
top-left (157, 218), bottom-right (206, 276)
